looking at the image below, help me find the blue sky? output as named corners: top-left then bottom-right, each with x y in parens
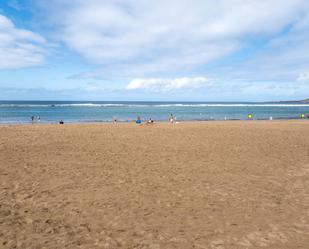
top-left (0, 0), bottom-right (309, 101)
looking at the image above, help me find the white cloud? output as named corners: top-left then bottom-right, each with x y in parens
top-left (126, 77), bottom-right (210, 92)
top-left (21, 0), bottom-right (309, 100)
top-left (33, 0), bottom-right (309, 78)
top-left (0, 14), bottom-right (47, 69)
top-left (83, 82), bottom-right (109, 92)
top-left (297, 73), bottom-right (309, 82)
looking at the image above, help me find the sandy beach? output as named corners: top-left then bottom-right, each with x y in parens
top-left (0, 121), bottom-right (309, 249)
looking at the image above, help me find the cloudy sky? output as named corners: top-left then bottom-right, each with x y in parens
top-left (0, 0), bottom-right (309, 101)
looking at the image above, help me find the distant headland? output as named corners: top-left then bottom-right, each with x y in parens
top-left (290, 99), bottom-right (309, 103)
top-left (276, 98), bottom-right (309, 103)
top-left (299, 99), bottom-right (309, 103)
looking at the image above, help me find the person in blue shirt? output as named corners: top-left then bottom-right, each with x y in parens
top-left (136, 116), bottom-right (142, 124)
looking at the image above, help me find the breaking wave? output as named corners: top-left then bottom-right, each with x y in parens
top-left (1, 103), bottom-right (309, 108)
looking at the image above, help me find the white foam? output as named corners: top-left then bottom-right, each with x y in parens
top-left (1, 103), bottom-right (309, 108)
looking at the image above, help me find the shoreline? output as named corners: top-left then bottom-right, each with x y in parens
top-left (0, 117), bottom-right (308, 126)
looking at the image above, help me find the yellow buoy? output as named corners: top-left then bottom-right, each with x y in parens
top-left (248, 114), bottom-right (253, 119)
top-left (300, 113), bottom-right (305, 118)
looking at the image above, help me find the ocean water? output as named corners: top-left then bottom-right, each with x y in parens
top-left (0, 101), bottom-right (309, 124)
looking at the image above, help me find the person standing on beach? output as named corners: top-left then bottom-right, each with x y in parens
top-left (31, 116), bottom-right (34, 124)
top-left (169, 114), bottom-right (174, 123)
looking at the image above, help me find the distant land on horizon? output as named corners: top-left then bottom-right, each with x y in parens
top-left (301, 99), bottom-right (309, 103)
top-left (283, 98), bottom-right (309, 103)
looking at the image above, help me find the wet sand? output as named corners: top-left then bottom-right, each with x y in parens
top-left (0, 121), bottom-right (309, 248)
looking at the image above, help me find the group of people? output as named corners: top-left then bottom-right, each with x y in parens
top-left (31, 114), bottom-right (179, 125)
top-left (31, 116), bottom-right (65, 124)
top-left (30, 112), bottom-right (309, 125)
top-left (135, 114), bottom-right (177, 124)
top-left (135, 116), bottom-right (153, 124)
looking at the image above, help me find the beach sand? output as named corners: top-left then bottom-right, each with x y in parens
top-left (0, 121), bottom-right (309, 249)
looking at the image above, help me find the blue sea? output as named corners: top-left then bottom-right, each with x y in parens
top-left (0, 101), bottom-right (309, 124)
